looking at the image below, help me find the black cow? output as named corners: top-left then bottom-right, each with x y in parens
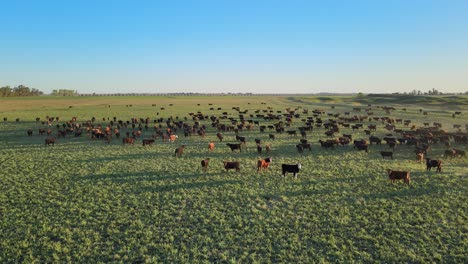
top-left (142, 139), bottom-right (155, 146)
top-left (281, 163), bottom-right (302, 178)
top-left (426, 158), bottom-right (442, 172)
top-left (27, 129), bottom-right (33, 136)
top-left (216, 132), bottom-right (223, 142)
top-left (354, 143), bottom-right (369, 153)
top-left (269, 134), bottom-right (275, 140)
top-left (226, 143), bottom-right (242, 152)
top-left (223, 161), bottom-right (240, 172)
top-left (380, 151), bottom-right (393, 160)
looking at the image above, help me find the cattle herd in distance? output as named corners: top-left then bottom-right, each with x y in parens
top-left (17, 102), bottom-right (467, 184)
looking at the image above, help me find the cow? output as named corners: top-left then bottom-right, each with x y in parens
top-left (223, 161), bottom-right (240, 172)
top-left (207, 142), bottom-right (215, 152)
top-left (142, 139), bottom-right (155, 146)
top-left (122, 137), bottom-right (135, 145)
top-left (319, 140), bottom-right (334, 149)
top-left (269, 134), bottom-right (275, 140)
top-left (38, 128), bottom-right (46, 135)
top-left (387, 169), bottom-right (410, 184)
top-left (265, 144), bottom-right (271, 153)
top-left (257, 144), bottom-right (262, 154)
top-left (298, 143), bottom-right (312, 151)
top-left (174, 145), bottom-right (185, 157)
top-left (216, 132), bottom-right (223, 142)
top-left (257, 157), bottom-right (272, 173)
top-left (453, 149), bottom-right (466, 157)
top-left (27, 129), bottom-right (33, 136)
top-left (281, 163), bottom-right (302, 178)
top-left (45, 137), bottom-right (56, 146)
top-left (444, 149), bottom-right (456, 158)
top-left (380, 151), bottom-right (393, 160)
top-left (426, 158), bottom-right (442, 172)
top-left (296, 144), bottom-right (304, 154)
top-left (354, 142), bottom-right (369, 153)
top-left (169, 134), bottom-right (178, 142)
top-left (416, 152), bottom-right (424, 163)
top-left (369, 136), bottom-right (382, 145)
top-left (287, 130), bottom-right (297, 136)
top-left (201, 158), bottom-right (210, 171)
top-left (226, 143), bottom-right (242, 152)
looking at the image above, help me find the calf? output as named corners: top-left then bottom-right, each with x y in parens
top-left (257, 157), bottom-right (272, 173)
top-left (226, 143), bottom-right (242, 152)
top-left (281, 163), bottom-right (302, 178)
top-left (45, 137), bottom-right (56, 146)
top-left (380, 151), bottom-right (393, 160)
top-left (223, 161), bottom-right (240, 172)
top-left (387, 169), bottom-right (410, 184)
top-left (174, 145), bottom-right (185, 157)
top-left (426, 158), bottom-right (442, 172)
top-left (201, 158), bottom-right (210, 171)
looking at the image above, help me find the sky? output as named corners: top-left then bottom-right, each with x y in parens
top-left (1, 0), bottom-right (468, 94)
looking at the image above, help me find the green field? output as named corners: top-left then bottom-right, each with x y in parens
top-left (1, 95), bottom-right (467, 263)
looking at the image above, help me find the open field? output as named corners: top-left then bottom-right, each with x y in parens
top-left (1, 95), bottom-right (467, 263)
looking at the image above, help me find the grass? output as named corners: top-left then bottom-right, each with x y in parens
top-left (0, 95), bottom-right (467, 263)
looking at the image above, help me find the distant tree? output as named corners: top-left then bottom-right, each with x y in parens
top-left (0, 84), bottom-right (43, 97)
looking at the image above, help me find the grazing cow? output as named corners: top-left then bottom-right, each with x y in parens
top-left (426, 158), bottom-right (442, 172)
top-left (122, 137), bottom-right (135, 145)
top-left (169, 134), bottom-right (178, 142)
top-left (296, 144), bottom-right (304, 154)
top-left (208, 142), bottom-right (215, 152)
top-left (27, 129), bottom-right (33, 136)
top-left (298, 143), bottom-right (312, 151)
top-left (281, 163), bottom-right (302, 178)
top-left (216, 132), bottom-right (223, 142)
top-left (319, 140), bottom-right (334, 149)
top-left (287, 130), bottom-right (297, 136)
top-left (223, 161), bottom-right (240, 172)
top-left (174, 145), bottom-right (185, 157)
top-left (142, 139), bottom-right (155, 146)
top-left (257, 157), bottom-right (272, 173)
top-left (201, 158), bottom-right (210, 171)
top-left (45, 137), bottom-right (56, 146)
top-left (226, 143), bottom-right (242, 152)
top-left (387, 169), bottom-right (410, 184)
top-left (380, 151), bottom-right (393, 160)
top-left (354, 143), bottom-right (369, 153)
top-left (416, 153), bottom-right (424, 163)
top-left (444, 149), bottom-right (456, 158)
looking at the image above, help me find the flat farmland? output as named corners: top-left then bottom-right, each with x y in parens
top-left (0, 95), bottom-right (467, 263)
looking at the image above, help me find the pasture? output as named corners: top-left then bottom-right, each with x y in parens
top-left (0, 95), bottom-right (467, 263)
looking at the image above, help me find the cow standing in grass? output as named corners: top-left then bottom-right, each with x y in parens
top-left (387, 169), bottom-right (410, 184)
top-left (175, 145), bottom-right (185, 157)
top-left (257, 157), bottom-right (272, 173)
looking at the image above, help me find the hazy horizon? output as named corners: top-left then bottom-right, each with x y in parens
top-left (1, 1), bottom-right (468, 94)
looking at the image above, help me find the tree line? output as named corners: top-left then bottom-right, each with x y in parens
top-left (0, 85), bottom-right (43, 97)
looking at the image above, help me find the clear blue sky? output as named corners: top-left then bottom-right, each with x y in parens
top-left (1, 0), bottom-right (467, 94)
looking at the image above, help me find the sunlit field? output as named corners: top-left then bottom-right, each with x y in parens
top-left (1, 95), bottom-right (467, 263)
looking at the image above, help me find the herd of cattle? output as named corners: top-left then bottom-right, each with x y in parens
top-left (15, 103), bottom-right (468, 183)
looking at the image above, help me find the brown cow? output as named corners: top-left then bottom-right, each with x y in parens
top-left (208, 142), bottom-right (215, 152)
top-left (257, 157), bottom-right (272, 173)
top-left (416, 153), bottom-right (424, 163)
top-left (174, 145), bottom-right (185, 157)
top-left (122, 137), bottom-right (135, 145)
top-left (387, 169), bottom-right (410, 184)
top-left (201, 158), bottom-right (210, 171)
top-left (45, 137), bottom-right (56, 146)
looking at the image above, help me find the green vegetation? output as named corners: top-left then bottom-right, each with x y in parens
top-left (0, 95), bottom-right (467, 263)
